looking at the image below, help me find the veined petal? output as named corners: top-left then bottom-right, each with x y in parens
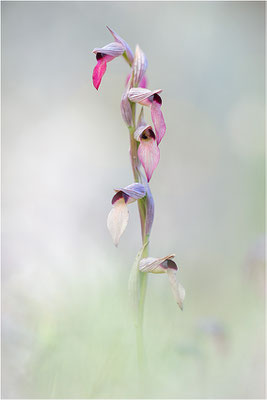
top-left (107, 26), bottom-right (134, 64)
top-left (151, 98), bottom-right (166, 144)
top-left (92, 58), bottom-right (107, 90)
top-left (128, 88), bottom-right (162, 105)
top-left (137, 107), bottom-right (146, 128)
top-left (114, 183), bottom-right (146, 203)
top-left (139, 255), bottom-right (185, 310)
top-left (133, 45), bottom-right (148, 87)
top-left (138, 129), bottom-right (160, 182)
top-left (107, 197), bottom-right (129, 247)
top-left (145, 183), bottom-right (154, 236)
top-left (125, 73), bottom-right (131, 87)
top-left (92, 42), bottom-right (125, 58)
top-left (120, 91), bottom-right (132, 126)
top-left (139, 75), bottom-right (147, 89)
top-left (167, 269), bottom-right (185, 310)
top-left (139, 254), bottom-right (176, 273)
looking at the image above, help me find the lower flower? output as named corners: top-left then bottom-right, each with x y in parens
top-left (139, 254), bottom-right (185, 310)
top-left (107, 183), bottom-right (146, 246)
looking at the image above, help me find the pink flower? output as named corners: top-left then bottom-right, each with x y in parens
top-left (128, 88), bottom-right (166, 145)
top-left (134, 108), bottom-right (160, 182)
top-left (92, 42), bottom-right (124, 90)
top-left (92, 27), bottom-right (133, 90)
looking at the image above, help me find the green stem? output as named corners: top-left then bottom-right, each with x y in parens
top-left (137, 237), bottom-right (149, 371)
top-left (128, 102), bottom-right (149, 383)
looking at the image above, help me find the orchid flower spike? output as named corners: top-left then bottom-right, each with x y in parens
top-left (107, 183), bottom-right (146, 246)
top-left (134, 108), bottom-right (160, 182)
top-left (128, 88), bottom-right (166, 145)
top-left (139, 254), bottom-right (185, 310)
top-left (92, 27), bottom-right (133, 90)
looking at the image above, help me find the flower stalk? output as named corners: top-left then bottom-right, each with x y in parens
top-left (128, 99), bottom-right (149, 372)
top-left (92, 26), bottom-right (185, 384)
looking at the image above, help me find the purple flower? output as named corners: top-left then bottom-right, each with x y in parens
top-left (107, 183), bottom-right (146, 246)
top-left (134, 108), bottom-right (160, 182)
top-left (128, 88), bottom-right (166, 145)
top-left (92, 27), bottom-right (133, 90)
top-left (139, 254), bottom-right (185, 310)
top-left (144, 181), bottom-right (154, 237)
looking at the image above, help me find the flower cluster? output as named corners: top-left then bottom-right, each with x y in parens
top-left (92, 27), bottom-right (185, 310)
top-left (92, 27), bottom-right (165, 184)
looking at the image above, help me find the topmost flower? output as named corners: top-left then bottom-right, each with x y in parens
top-left (92, 27), bottom-right (134, 90)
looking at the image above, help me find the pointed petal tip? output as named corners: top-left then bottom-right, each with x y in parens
top-left (92, 59), bottom-right (107, 91)
top-left (138, 136), bottom-right (160, 183)
top-left (107, 198), bottom-right (129, 247)
top-left (92, 78), bottom-right (100, 90)
top-left (151, 100), bottom-right (166, 144)
top-left (92, 79), bottom-right (100, 90)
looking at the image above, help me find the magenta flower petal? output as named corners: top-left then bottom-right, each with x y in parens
top-left (138, 130), bottom-right (160, 182)
top-left (151, 97), bottom-right (166, 144)
top-left (92, 58), bottom-right (107, 90)
top-left (139, 75), bottom-right (147, 88)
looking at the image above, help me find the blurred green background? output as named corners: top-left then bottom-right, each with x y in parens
top-left (2, 1), bottom-right (265, 398)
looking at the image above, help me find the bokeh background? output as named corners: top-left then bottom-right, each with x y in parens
top-left (2, 1), bottom-right (265, 398)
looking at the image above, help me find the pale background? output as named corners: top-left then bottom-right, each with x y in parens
top-left (2, 1), bottom-right (265, 398)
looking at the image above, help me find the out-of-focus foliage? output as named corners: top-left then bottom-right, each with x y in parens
top-left (2, 1), bottom-right (265, 398)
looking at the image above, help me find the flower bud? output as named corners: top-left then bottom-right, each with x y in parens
top-left (120, 91), bottom-right (133, 127)
top-left (133, 45), bottom-right (148, 87)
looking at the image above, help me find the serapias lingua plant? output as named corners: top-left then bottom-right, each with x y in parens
top-left (92, 26), bottom-right (185, 368)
